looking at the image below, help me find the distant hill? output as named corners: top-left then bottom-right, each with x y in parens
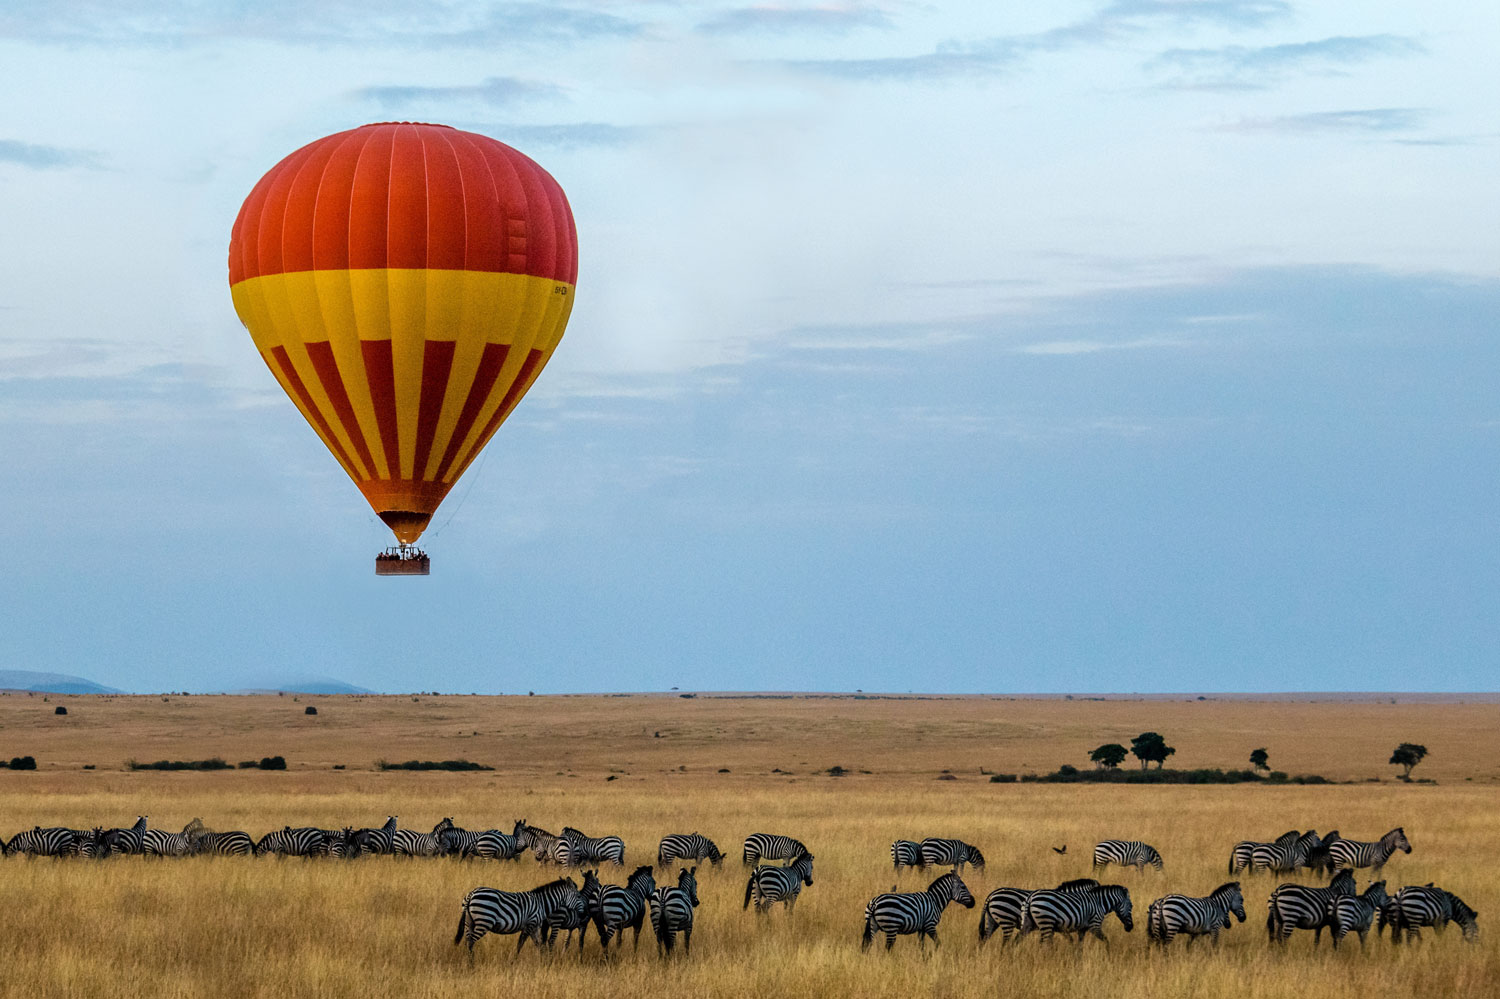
top-left (0, 669), bottom-right (123, 695)
top-left (232, 677), bottom-right (377, 695)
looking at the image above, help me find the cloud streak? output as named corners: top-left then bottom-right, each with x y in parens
top-left (697, 4), bottom-right (892, 36)
top-left (354, 76), bottom-right (564, 109)
top-left (1221, 107), bottom-right (1432, 136)
top-left (1147, 34), bottom-right (1423, 90)
top-left (0, 138), bottom-right (101, 170)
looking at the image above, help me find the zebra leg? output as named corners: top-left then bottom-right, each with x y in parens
top-left (632, 918), bottom-right (643, 951)
top-left (683, 925), bottom-right (692, 956)
top-left (885, 931), bottom-right (897, 951)
top-left (929, 927), bottom-right (940, 949)
top-left (786, 896), bottom-right (798, 915)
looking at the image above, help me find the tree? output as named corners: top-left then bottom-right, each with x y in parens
top-left (1389, 743), bottom-right (1428, 778)
top-left (1090, 743), bottom-right (1128, 770)
top-left (1131, 732), bottom-right (1176, 770)
top-left (1249, 748), bottom-right (1270, 773)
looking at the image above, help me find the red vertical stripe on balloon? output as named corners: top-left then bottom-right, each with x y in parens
top-left (267, 346), bottom-right (356, 473)
top-left (414, 339), bottom-right (456, 479)
top-left (434, 341), bottom-right (512, 480)
top-left (360, 339), bottom-right (401, 476)
top-left (459, 348), bottom-right (545, 479)
top-left (303, 341), bottom-right (377, 477)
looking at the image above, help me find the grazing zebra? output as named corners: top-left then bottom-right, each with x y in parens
top-left (919, 838), bottom-right (986, 874)
top-left (649, 867), bottom-right (700, 955)
top-left (1092, 840), bottom-right (1163, 874)
top-left (743, 852), bottom-right (815, 914)
top-left (742, 832), bottom-right (807, 866)
top-left (593, 865), bottom-right (658, 951)
top-left (5, 826), bottom-right (77, 857)
top-left (391, 821), bottom-right (443, 857)
top-left (1147, 882), bottom-right (1245, 947)
top-left (860, 871), bottom-right (975, 951)
top-left (1327, 827), bottom-right (1411, 872)
top-left (1385, 885), bottom-right (1479, 945)
top-left (349, 817), bottom-right (399, 857)
top-left (513, 820), bottom-right (565, 864)
top-left (530, 876), bottom-right (591, 951)
top-left (1266, 867), bottom-right (1356, 944)
top-left (1229, 830), bottom-right (1299, 875)
top-left (1250, 830), bottom-right (1323, 875)
top-left (559, 827), bottom-right (626, 867)
top-left (657, 833), bottom-right (723, 869)
top-left (100, 816), bottom-right (149, 856)
top-left (143, 818), bottom-right (203, 857)
top-left (1022, 884), bottom-right (1134, 945)
top-left (978, 879), bottom-right (1099, 945)
top-left (1329, 881), bottom-right (1388, 949)
top-left (65, 828), bottom-right (104, 859)
top-left (453, 886), bottom-right (551, 955)
top-left (253, 826), bottom-right (327, 857)
top-left (188, 830), bottom-right (254, 856)
top-left (462, 830), bottom-right (523, 861)
top-left (890, 840), bottom-right (925, 873)
top-left (314, 828), bottom-right (352, 858)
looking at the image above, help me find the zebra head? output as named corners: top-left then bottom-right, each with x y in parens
top-left (679, 867), bottom-right (700, 906)
top-left (705, 841), bottom-right (724, 866)
top-left (1329, 868), bottom-right (1356, 894)
top-left (581, 869), bottom-right (603, 907)
top-left (1146, 845), bottom-right (1164, 871)
top-left (432, 817), bottom-right (454, 837)
top-left (1387, 827), bottom-right (1412, 854)
top-left (791, 852), bottom-right (815, 886)
top-left (1102, 885), bottom-right (1134, 930)
top-left (512, 819), bottom-right (532, 848)
top-left (626, 865), bottom-right (657, 898)
top-left (967, 845), bottom-right (987, 870)
top-left (1363, 881), bottom-right (1389, 910)
top-left (929, 872), bottom-right (975, 909)
top-left (1213, 882), bottom-right (1246, 923)
top-left (1449, 894), bottom-right (1479, 941)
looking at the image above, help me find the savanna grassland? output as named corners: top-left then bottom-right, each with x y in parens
top-left (0, 693), bottom-right (1495, 998)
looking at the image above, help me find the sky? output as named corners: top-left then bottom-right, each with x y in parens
top-left (1, 1), bottom-right (1497, 694)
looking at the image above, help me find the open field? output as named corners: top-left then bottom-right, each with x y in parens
top-left (0, 695), bottom-right (1494, 997)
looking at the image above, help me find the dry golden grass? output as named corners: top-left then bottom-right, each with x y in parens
top-left (0, 695), bottom-right (1494, 997)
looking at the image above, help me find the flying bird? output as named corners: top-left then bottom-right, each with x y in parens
top-left (1052, 845), bottom-right (1067, 855)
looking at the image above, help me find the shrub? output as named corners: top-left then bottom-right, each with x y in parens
top-left (304, 706), bottom-right (318, 716)
top-left (1266, 771), bottom-right (1289, 782)
top-left (54, 706), bottom-right (68, 716)
top-left (127, 758), bottom-right (231, 771)
top-left (374, 759), bottom-right (493, 771)
top-left (989, 774), bottom-right (1018, 783)
top-left (7, 756), bottom-right (37, 770)
top-left (259, 756), bottom-right (287, 770)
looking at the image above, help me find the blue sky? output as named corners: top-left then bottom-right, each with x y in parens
top-left (1, 2), bottom-right (1496, 693)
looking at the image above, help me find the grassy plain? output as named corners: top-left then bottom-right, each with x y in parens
top-left (0, 694), bottom-right (1494, 998)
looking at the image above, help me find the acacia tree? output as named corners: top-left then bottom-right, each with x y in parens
top-left (1089, 743), bottom-right (1128, 770)
top-left (1249, 748), bottom-right (1270, 773)
top-left (1131, 732), bottom-right (1176, 770)
top-left (1390, 743), bottom-right (1429, 778)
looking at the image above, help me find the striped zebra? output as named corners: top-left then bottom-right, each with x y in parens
top-left (453, 886), bottom-right (552, 955)
top-left (1329, 880), bottom-right (1388, 949)
top-left (978, 879), bottom-right (1099, 945)
top-left (188, 829), bottom-right (254, 856)
top-left (314, 828), bottom-right (352, 858)
top-left (253, 826), bottom-right (327, 857)
top-left (743, 852), bottom-right (815, 914)
top-left (1147, 882), bottom-right (1245, 947)
top-left (919, 838), bottom-right (985, 874)
top-left (531, 876), bottom-right (591, 951)
top-left (861, 871), bottom-right (975, 951)
top-left (1266, 867), bottom-right (1356, 944)
top-left (1385, 885), bottom-right (1479, 945)
top-left (349, 817), bottom-right (398, 857)
top-left (1250, 830), bottom-right (1323, 875)
top-left (1304, 831), bottom-right (1341, 876)
top-left (742, 832), bottom-right (806, 866)
top-left (1022, 884), bottom-right (1135, 944)
top-left (4, 826), bottom-right (77, 857)
top-left (890, 840), bottom-right (925, 872)
top-left (1327, 827), bottom-right (1410, 872)
top-left (391, 821), bottom-right (444, 857)
top-left (143, 819), bottom-right (203, 857)
top-left (559, 827), bottom-right (625, 867)
top-left (100, 816), bottom-right (148, 856)
top-left (513, 820), bottom-right (565, 864)
top-left (649, 866), bottom-right (700, 955)
top-left (592, 865), bottom-right (658, 951)
top-left (1228, 829), bottom-right (1299, 875)
top-left (657, 833), bottom-right (723, 869)
top-left (462, 830), bottom-right (522, 861)
top-left (65, 828), bottom-right (104, 859)
top-left (1092, 840), bottom-right (1163, 874)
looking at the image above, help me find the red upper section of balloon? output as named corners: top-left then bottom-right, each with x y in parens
top-left (228, 122), bottom-right (578, 286)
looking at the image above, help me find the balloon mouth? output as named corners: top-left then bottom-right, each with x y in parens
top-left (379, 511), bottom-right (432, 546)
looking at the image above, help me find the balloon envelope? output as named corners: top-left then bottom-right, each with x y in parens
top-left (228, 122), bottom-right (578, 544)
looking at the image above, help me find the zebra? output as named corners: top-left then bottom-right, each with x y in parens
top-left (314, 828), bottom-right (352, 858)
top-left (1146, 882), bottom-right (1245, 947)
top-left (890, 840), bottom-right (925, 873)
top-left (349, 817), bottom-right (398, 857)
top-left (1329, 880), bottom-right (1388, 949)
top-left (978, 879), bottom-right (1099, 945)
top-left (513, 820), bottom-right (565, 864)
top-left (1229, 830), bottom-right (1299, 875)
top-left (559, 826), bottom-right (625, 867)
top-left (1327, 827), bottom-right (1411, 872)
top-left (1021, 884), bottom-right (1134, 945)
top-left (391, 821), bottom-right (444, 857)
top-left (100, 816), bottom-right (148, 856)
top-left (742, 832), bottom-right (807, 866)
top-left (253, 826), bottom-right (327, 857)
top-left (1304, 831), bottom-right (1341, 875)
top-left (462, 830), bottom-right (523, 861)
top-left (64, 828), bottom-right (104, 859)
top-left (4, 826), bottom-right (77, 857)
top-left (657, 833), bottom-right (723, 869)
top-left (919, 838), bottom-right (985, 874)
top-left (861, 871), bottom-right (975, 951)
top-left (592, 865), bottom-right (658, 951)
top-left (1385, 885), bottom-right (1479, 945)
top-left (188, 829), bottom-right (254, 856)
top-left (530, 876), bottom-right (591, 951)
top-left (1266, 867), bottom-right (1356, 944)
top-left (453, 886), bottom-right (551, 955)
top-left (743, 852), bottom-right (815, 914)
top-left (143, 818), bottom-right (203, 857)
top-left (1250, 830), bottom-right (1323, 875)
top-left (649, 866), bottom-right (700, 955)
top-left (1092, 840), bottom-right (1162, 874)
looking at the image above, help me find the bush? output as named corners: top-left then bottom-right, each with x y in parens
top-left (54, 706), bottom-right (68, 716)
top-left (6, 756), bottom-right (37, 770)
top-left (989, 773), bottom-right (1018, 783)
top-left (375, 759), bottom-right (493, 771)
top-left (259, 756), bottom-right (287, 770)
top-left (304, 706), bottom-right (318, 716)
top-left (126, 758), bottom-right (231, 771)
top-left (1266, 771), bottom-right (1289, 782)
top-left (1057, 764), bottom-right (1079, 777)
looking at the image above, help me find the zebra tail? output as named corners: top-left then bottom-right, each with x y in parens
top-left (453, 905), bottom-right (468, 946)
top-left (861, 910), bottom-right (875, 951)
top-left (743, 872), bottom-right (755, 910)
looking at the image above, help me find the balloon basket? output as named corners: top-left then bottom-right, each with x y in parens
top-left (375, 545), bottom-right (430, 576)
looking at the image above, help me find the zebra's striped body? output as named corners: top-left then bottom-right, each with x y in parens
top-left (253, 826), bottom-right (327, 857)
top-left (1092, 840), bottom-right (1162, 874)
top-left (313, 828), bottom-right (352, 858)
top-left (559, 827), bottom-right (625, 867)
top-left (1329, 881), bottom-right (1388, 949)
top-left (392, 823), bottom-right (443, 858)
top-left (188, 830), bottom-right (254, 856)
top-left (861, 872), bottom-right (975, 951)
top-left (513, 820), bottom-right (565, 864)
top-left (1229, 830), bottom-right (1299, 875)
top-left (742, 832), bottom-right (806, 866)
top-left (1266, 868), bottom-right (1356, 944)
top-left (100, 816), bottom-right (148, 856)
top-left (743, 852), bottom-right (815, 914)
top-left (65, 828), bottom-right (104, 859)
top-left (1385, 885), bottom-right (1479, 945)
top-left (143, 819), bottom-right (202, 857)
top-left (657, 833), bottom-right (722, 869)
top-left (1147, 882), bottom-right (1245, 947)
top-left (978, 879), bottom-right (1099, 945)
top-left (5, 826), bottom-right (76, 857)
top-left (1327, 827), bottom-right (1411, 872)
top-left (1303, 831), bottom-right (1342, 876)
top-left (453, 886), bottom-right (551, 954)
top-left (463, 830), bottom-right (522, 861)
top-left (593, 865), bottom-right (657, 950)
top-left (529, 876), bottom-right (590, 950)
top-left (348, 817), bottom-right (398, 857)
top-left (1250, 830), bottom-right (1323, 875)
top-left (650, 867), bottom-right (700, 955)
top-left (919, 838), bottom-right (985, 874)
top-left (890, 840), bottom-right (925, 872)
top-left (1023, 884), bottom-right (1134, 944)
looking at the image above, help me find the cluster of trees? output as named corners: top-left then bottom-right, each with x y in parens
top-left (1085, 736), bottom-right (1431, 778)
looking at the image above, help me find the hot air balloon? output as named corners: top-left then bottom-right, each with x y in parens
top-left (228, 122), bottom-right (578, 574)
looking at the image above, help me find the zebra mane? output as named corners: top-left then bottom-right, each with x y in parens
top-left (1448, 893), bottom-right (1477, 921)
top-left (1210, 882), bottom-right (1241, 899)
top-left (531, 877), bottom-right (578, 892)
top-left (1056, 878), bottom-right (1099, 891)
top-left (1273, 829), bottom-right (1300, 847)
